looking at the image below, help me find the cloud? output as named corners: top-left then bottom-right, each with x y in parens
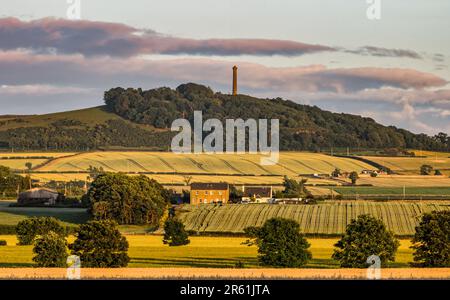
top-left (0, 84), bottom-right (92, 95)
top-left (347, 46), bottom-right (422, 59)
top-left (0, 17), bottom-right (334, 57)
top-left (0, 48), bottom-right (448, 134)
top-left (0, 51), bottom-right (447, 94)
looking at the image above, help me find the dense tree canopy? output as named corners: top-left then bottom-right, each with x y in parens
top-left (16, 217), bottom-right (66, 245)
top-left (1, 83), bottom-right (449, 151)
top-left (103, 83), bottom-right (449, 151)
top-left (411, 211), bottom-right (450, 267)
top-left (32, 231), bottom-right (68, 267)
top-left (332, 215), bottom-right (400, 268)
top-left (244, 218), bottom-right (312, 267)
top-left (69, 220), bottom-right (129, 268)
top-left (86, 173), bottom-right (170, 226)
top-left (163, 218), bottom-right (190, 246)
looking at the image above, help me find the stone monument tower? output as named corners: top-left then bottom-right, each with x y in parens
top-left (232, 65), bottom-right (238, 95)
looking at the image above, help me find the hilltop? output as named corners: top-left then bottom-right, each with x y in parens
top-left (0, 83), bottom-right (447, 151)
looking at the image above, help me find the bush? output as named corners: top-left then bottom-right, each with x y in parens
top-left (69, 220), bottom-right (129, 267)
top-left (163, 219), bottom-right (190, 246)
top-left (16, 217), bottom-right (66, 245)
top-left (0, 240), bottom-right (7, 246)
top-left (349, 171), bottom-right (359, 185)
top-left (411, 211), bottom-right (450, 267)
top-left (370, 172), bottom-right (378, 177)
top-left (244, 218), bottom-right (311, 267)
top-left (420, 164), bottom-right (433, 175)
top-left (333, 214), bottom-right (399, 268)
top-left (32, 232), bottom-right (67, 267)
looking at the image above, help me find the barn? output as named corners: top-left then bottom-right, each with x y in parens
top-left (17, 188), bottom-right (63, 206)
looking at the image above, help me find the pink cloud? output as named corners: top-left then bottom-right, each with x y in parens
top-left (0, 51), bottom-right (446, 93)
top-left (0, 17), bottom-right (334, 57)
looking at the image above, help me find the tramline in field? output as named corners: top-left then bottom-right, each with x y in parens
top-left (177, 201), bottom-right (450, 236)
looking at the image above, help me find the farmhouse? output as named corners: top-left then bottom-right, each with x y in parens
top-left (242, 186), bottom-right (273, 203)
top-left (190, 182), bottom-right (229, 204)
top-left (17, 187), bottom-right (63, 206)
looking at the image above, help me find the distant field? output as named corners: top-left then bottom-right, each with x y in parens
top-left (27, 173), bottom-right (337, 186)
top-left (0, 159), bottom-right (49, 170)
top-left (361, 155), bottom-right (450, 175)
top-left (35, 151), bottom-right (374, 175)
top-left (4, 151), bottom-right (374, 185)
top-left (0, 235), bottom-right (414, 269)
top-left (348, 175), bottom-right (450, 187)
top-left (0, 152), bottom-right (76, 158)
top-left (332, 186), bottom-right (450, 196)
top-left (177, 201), bottom-right (450, 236)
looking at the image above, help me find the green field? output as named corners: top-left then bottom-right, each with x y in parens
top-left (0, 235), bottom-right (414, 268)
top-left (0, 202), bottom-right (89, 226)
top-left (177, 201), bottom-right (450, 236)
top-left (331, 186), bottom-right (450, 196)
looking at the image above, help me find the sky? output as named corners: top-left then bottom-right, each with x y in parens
top-left (0, 0), bottom-right (449, 135)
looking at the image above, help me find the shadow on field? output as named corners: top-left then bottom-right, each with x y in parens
top-left (0, 202), bottom-right (90, 224)
top-left (130, 256), bottom-right (259, 268)
top-left (0, 262), bottom-right (34, 267)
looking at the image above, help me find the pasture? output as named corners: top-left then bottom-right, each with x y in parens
top-left (0, 235), bottom-right (414, 269)
top-left (177, 201), bottom-right (450, 236)
top-left (347, 175), bottom-right (450, 187)
top-left (0, 202), bottom-right (89, 226)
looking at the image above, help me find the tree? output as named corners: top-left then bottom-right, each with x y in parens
top-left (69, 220), bottom-right (129, 267)
top-left (282, 176), bottom-right (307, 198)
top-left (434, 169), bottom-right (442, 176)
top-left (411, 211), bottom-right (450, 267)
top-left (32, 232), bottom-right (67, 267)
top-left (349, 171), bottom-right (359, 185)
top-left (420, 164), bottom-right (433, 175)
top-left (182, 175), bottom-right (193, 186)
top-left (244, 218), bottom-right (312, 267)
top-left (0, 166), bottom-right (29, 197)
top-left (86, 173), bottom-right (169, 225)
top-left (229, 185), bottom-right (243, 203)
top-left (16, 217), bottom-right (66, 245)
top-left (332, 215), bottom-right (399, 268)
top-left (331, 168), bottom-right (341, 177)
top-left (163, 219), bottom-right (190, 246)
top-left (25, 162), bottom-right (33, 171)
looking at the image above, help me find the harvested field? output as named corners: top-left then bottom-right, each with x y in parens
top-left (0, 267), bottom-right (448, 279)
top-left (35, 151), bottom-right (375, 176)
top-left (361, 155), bottom-right (450, 175)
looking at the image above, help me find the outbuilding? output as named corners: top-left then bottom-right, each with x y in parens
top-left (17, 188), bottom-right (63, 206)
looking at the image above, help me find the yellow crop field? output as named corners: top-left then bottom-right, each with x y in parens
top-left (36, 151), bottom-right (375, 175)
top-left (27, 173), bottom-right (338, 187)
top-left (1, 267), bottom-right (449, 279)
top-left (0, 235), bottom-right (414, 269)
top-left (361, 155), bottom-right (450, 174)
top-left (0, 152), bottom-right (76, 158)
top-left (0, 159), bottom-right (49, 170)
top-left (343, 175), bottom-right (450, 187)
